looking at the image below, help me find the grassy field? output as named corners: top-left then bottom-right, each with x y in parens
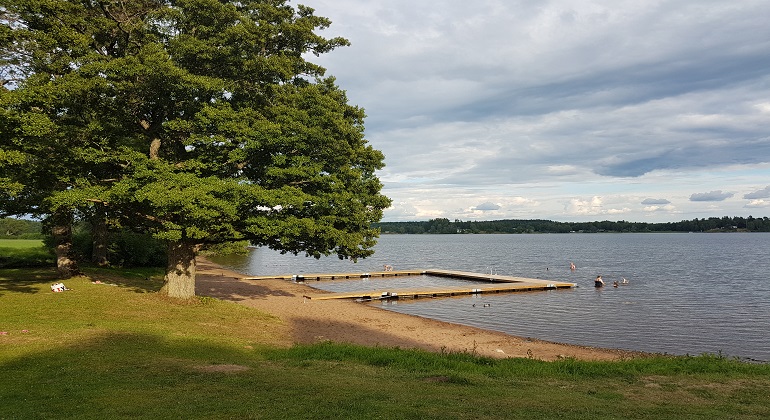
top-left (1, 266), bottom-right (769, 419)
top-left (0, 239), bottom-right (45, 248)
top-left (0, 239), bottom-right (53, 268)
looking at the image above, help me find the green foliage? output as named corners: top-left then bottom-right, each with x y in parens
top-left (70, 227), bottom-right (167, 268)
top-left (376, 216), bottom-right (770, 234)
top-left (1, 267), bottom-right (769, 419)
top-left (0, 218), bottom-right (43, 238)
top-left (200, 240), bottom-right (250, 256)
top-left (2, 1), bottom-right (390, 293)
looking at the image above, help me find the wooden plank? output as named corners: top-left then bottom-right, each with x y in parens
top-left (306, 281), bottom-right (576, 300)
top-left (242, 270), bottom-right (426, 281)
top-left (244, 269), bottom-right (557, 284)
top-left (241, 268), bottom-right (576, 301)
top-left (424, 269), bottom-right (557, 284)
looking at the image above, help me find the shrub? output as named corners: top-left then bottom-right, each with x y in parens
top-left (71, 227), bottom-right (166, 268)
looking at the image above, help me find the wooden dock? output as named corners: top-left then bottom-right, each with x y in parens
top-left (242, 269), bottom-right (576, 301)
top-left (307, 281), bottom-right (575, 301)
top-left (241, 269), bottom-right (426, 281)
top-left (423, 269), bottom-right (560, 284)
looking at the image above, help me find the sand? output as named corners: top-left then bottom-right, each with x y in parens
top-left (196, 257), bottom-right (639, 361)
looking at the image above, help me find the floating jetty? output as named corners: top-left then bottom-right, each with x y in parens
top-left (242, 269), bottom-right (576, 301)
top-left (241, 269), bottom-right (425, 282)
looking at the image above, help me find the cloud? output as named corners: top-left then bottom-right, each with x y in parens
top-left (745, 199), bottom-right (770, 208)
top-left (474, 202), bottom-right (501, 211)
top-left (383, 201), bottom-right (419, 219)
top-left (305, 0), bottom-right (770, 222)
top-left (644, 205), bottom-right (674, 213)
top-left (641, 198), bottom-right (671, 205)
top-left (564, 196), bottom-right (604, 216)
top-left (744, 185), bottom-right (770, 199)
top-left (689, 191), bottom-right (735, 202)
top-left (606, 207), bottom-right (632, 215)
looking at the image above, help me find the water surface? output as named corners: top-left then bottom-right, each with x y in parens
top-left (210, 233), bottom-right (770, 361)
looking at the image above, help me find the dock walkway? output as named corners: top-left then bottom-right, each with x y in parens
top-left (242, 269), bottom-right (425, 282)
top-left (242, 269), bottom-right (576, 301)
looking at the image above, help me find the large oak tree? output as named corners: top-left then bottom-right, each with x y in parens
top-left (1, 0), bottom-right (390, 297)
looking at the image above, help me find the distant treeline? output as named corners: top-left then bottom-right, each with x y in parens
top-left (374, 216), bottom-right (770, 234)
top-left (8, 215), bottom-right (770, 239)
top-left (0, 217), bottom-right (44, 239)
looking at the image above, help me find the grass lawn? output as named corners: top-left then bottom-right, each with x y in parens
top-left (0, 238), bottom-right (44, 248)
top-left (1, 267), bottom-right (769, 419)
top-left (0, 239), bottom-right (52, 268)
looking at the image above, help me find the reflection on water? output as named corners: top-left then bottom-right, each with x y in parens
top-left (210, 233), bottom-right (770, 362)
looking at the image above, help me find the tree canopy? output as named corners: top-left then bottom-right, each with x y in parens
top-left (1, 0), bottom-right (390, 297)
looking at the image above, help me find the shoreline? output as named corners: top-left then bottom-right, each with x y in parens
top-left (195, 257), bottom-right (645, 361)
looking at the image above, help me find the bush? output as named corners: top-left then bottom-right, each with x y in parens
top-left (109, 231), bottom-right (167, 267)
top-left (71, 228), bottom-right (167, 268)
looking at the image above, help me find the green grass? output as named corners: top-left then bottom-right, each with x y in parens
top-left (1, 267), bottom-right (769, 419)
top-left (0, 239), bottom-right (45, 248)
top-left (0, 239), bottom-right (53, 268)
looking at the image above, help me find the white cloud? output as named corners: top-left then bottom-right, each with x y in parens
top-left (384, 201), bottom-right (419, 219)
top-left (606, 207), bottom-right (632, 215)
top-left (564, 196), bottom-right (604, 216)
top-left (304, 0), bottom-right (770, 222)
top-left (644, 204), bottom-right (677, 213)
top-left (745, 199), bottom-right (770, 208)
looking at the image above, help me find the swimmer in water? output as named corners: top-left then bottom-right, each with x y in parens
top-left (595, 275), bottom-right (605, 287)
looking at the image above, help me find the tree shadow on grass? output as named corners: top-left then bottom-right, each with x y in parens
top-left (0, 265), bottom-right (166, 296)
top-left (82, 266), bottom-right (165, 293)
top-left (0, 325), bottom-right (449, 419)
top-left (0, 331), bottom-right (265, 418)
top-left (0, 267), bottom-right (60, 296)
top-left (0, 247), bottom-right (56, 270)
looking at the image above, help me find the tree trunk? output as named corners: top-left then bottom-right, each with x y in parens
top-left (51, 210), bottom-right (79, 279)
top-left (149, 138), bottom-right (161, 160)
top-left (91, 207), bottom-right (109, 267)
top-left (159, 240), bottom-right (198, 299)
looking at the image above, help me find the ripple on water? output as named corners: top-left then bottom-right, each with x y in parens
top-left (211, 233), bottom-right (770, 361)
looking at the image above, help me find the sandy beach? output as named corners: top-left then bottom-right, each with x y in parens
top-left (196, 257), bottom-right (639, 361)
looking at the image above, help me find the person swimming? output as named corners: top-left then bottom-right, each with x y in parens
top-left (595, 275), bottom-right (605, 287)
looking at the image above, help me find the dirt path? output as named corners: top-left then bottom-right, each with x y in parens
top-left (196, 258), bottom-right (638, 361)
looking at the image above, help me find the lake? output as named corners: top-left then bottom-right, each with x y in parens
top-left (209, 233), bottom-right (770, 362)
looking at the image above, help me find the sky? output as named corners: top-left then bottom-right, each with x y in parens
top-left (300, 0), bottom-right (770, 222)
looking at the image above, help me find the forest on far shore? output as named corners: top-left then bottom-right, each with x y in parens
top-left (5, 215), bottom-right (770, 240)
top-left (374, 216), bottom-right (770, 234)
